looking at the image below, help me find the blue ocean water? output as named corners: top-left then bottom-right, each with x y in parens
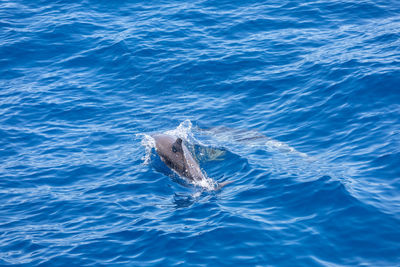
top-left (1, 0), bottom-right (400, 265)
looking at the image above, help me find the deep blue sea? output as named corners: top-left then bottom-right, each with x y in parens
top-left (1, 0), bottom-right (400, 266)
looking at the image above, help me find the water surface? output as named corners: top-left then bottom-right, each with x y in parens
top-left (1, 0), bottom-right (400, 266)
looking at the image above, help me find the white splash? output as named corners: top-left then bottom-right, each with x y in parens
top-left (165, 119), bottom-right (195, 143)
top-left (137, 133), bottom-right (155, 165)
top-left (192, 176), bottom-right (218, 191)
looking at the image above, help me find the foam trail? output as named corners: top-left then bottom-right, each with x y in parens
top-left (196, 125), bottom-right (308, 158)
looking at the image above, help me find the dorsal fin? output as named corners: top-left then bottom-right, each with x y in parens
top-left (172, 138), bottom-right (183, 153)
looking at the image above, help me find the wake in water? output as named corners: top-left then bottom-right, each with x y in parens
top-left (138, 120), bottom-right (321, 191)
top-left (140, 121), bottom-right (396, 219)
top-left (195, 124), bottom-right (309, 158)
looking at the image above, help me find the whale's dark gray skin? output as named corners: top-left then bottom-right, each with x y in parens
top-left (152, 134), bottom-right (231, 189)
top-left (153, 134), bottom-right (205, 182)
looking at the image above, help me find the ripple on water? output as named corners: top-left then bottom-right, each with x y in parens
top-left (1, 0), bottom-right (400, 266)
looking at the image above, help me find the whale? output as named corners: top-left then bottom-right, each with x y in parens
top-left (152, 134), bottom-right (231, 190)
